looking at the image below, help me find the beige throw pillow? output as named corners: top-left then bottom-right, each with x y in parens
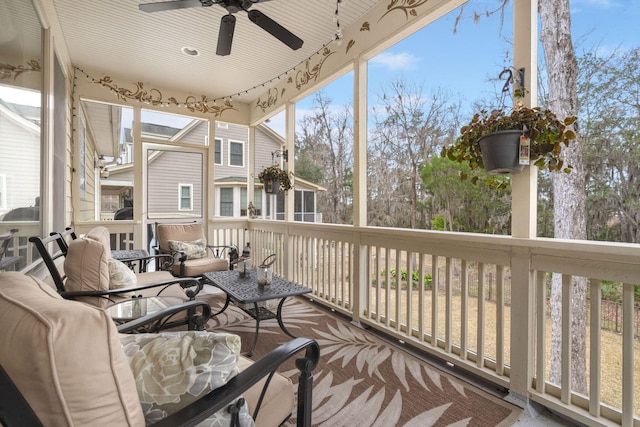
top-left (168, 239), bottom-right (207, 260)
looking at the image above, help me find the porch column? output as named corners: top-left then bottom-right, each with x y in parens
top-left (247, 125), bottom-right (255, 211)
top-left (509, 0), bottom-right (537, 405)
top-left (351, 55), bottom-right (368, 323)
top-left (132, 107), bottom-right (144, 248)
top-left (284, 102), bottom-right (295, 278)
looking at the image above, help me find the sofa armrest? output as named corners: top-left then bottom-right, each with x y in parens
top-left (153, 337), bottom-right (320, 427)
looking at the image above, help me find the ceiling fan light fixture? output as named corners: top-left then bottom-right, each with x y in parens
top-left (181, 46), bottom-right (200, 56)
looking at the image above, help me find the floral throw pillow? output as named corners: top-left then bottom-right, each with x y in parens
top-left (168, 239), bottom-right (207, 260)
top-left (120, 331), bottom-right (255, 427)
top-left (108, 258), bottom-right (137, 296)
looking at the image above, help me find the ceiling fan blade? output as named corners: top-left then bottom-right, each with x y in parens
top-left (139, 0), bottom-right (207, 13)
top-left (216, 14), bottom-right (236, 56)
top-left (247, 9), bottom-right (303, 51)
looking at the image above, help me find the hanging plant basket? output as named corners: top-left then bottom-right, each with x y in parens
top-left (478, 130), bottom-right (525, 175)
top-left (264, 179), bottom-right (281, 195)
top-left (258, 165), bottom-right (292, 194)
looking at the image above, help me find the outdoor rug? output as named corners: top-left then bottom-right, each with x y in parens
top-left (202, 294), bottom-right (522, 427)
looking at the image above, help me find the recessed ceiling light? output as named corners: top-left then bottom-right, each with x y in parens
top-left (181, 47), bottom-right (200, 56)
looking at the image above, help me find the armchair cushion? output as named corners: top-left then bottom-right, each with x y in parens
top-left (0, 272), bottom-right (145, 426)
top-left (64, 236), bottom-right (110, 307)
top-left (121, 331), bottom-right (254, 427)
top-left (168, 238), bottom-right (207, 260)
top-left (85, 226), bottom-right (113, 258)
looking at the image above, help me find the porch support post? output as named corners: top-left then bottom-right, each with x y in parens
top-left (207, 120), bottom-right (217, 227)
top-left (509, 0), bottom-right (537, 405)
top-left (132, 107), bottom-right (144, 248)
top-left (284, 102), bottom-right (295, 278)
top-left (351, 56), bottom-right (368, 323)
top-left (247, 125), bottom-right (255, 211)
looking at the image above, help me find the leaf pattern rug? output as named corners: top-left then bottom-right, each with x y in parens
top-left (202, 295), bottom-right (521, 427)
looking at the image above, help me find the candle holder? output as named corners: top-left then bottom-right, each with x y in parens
top-left (257, 254), bottom-right (276, 289)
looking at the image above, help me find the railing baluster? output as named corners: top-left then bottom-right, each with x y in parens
top-left (589, 278), bottom-right (601, 417)
top-left (496, 264), bottom-right (504, 376)
top-left (622, 282), bottom-right (634, 427)
top-left (561, 274), bottom-right (572, 404)
top-left (431, 255), bottom-right (439, 348)
top-left (460, 259), bottom-right (468, 361)
top-left (477, 262), bottom-right (485, 369)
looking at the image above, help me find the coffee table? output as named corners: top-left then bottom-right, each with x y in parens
top-left (203, 269), bottom-right (311, 357)
top-left (105, 296), bottom-right (184, 322)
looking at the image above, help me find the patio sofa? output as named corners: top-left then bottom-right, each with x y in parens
top-left (0, 272), bottom-right (319, 427)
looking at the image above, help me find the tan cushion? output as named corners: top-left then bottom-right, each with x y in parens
top-left (0, 272), bottom-right (145, 426)
top-left (237, 355), bottom-right (294, 427)
top-left (156, 223), bottom-right (205, 252)
top-left (85, 226), bottom-right (113, 258)
top-left (64, 237), bottom-right (110, 307)
top-left (179, 257), bottom-right (228, 277)
top-left (120, 331), bottom-right (254, 427)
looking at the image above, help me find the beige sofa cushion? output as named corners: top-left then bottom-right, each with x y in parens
top-left (85, 226), bottom-right (113, 257)
top-left (64, 236), bottom-right (110, 307)
top-left (237, 355), bottom-right (295, 427)
top-left (0, 272), bottom-right (145, 426)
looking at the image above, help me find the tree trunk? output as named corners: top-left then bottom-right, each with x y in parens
top-left (539, 0), bottom-right (588, 393)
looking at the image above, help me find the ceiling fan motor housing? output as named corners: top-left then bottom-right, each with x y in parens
top-left (222, 0), bottom-right (256, 14)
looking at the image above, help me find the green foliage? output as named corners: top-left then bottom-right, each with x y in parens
top-left (421, 156), bottom-right (512, 234)
top-left (377, 268), bottom-right (432, 289)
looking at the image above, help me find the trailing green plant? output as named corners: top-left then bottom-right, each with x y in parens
top-left (258, 165), bottom-right (293, 192)
top-left (441, 98), bottom-right (577, 188)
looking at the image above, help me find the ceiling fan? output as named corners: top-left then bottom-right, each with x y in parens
top-left (138, 0), bottom-right (304, 56)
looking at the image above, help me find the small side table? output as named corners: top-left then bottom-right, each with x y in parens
top-left (105, 296), bottom-right (184, 322)
top-left (204, 270), bottom-right (311, 357)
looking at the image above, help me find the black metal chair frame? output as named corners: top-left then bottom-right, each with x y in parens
top-left (29, 232), bottom-right (210, 331)
top-left (0, 308), bottom-right (320, 427)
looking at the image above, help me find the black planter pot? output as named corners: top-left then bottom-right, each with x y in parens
top-left (264, 179), bottom-right (281, 194)
top-left (478, 130), bottom-right (525, 175)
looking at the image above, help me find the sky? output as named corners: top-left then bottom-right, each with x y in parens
top-left (266, 0), bottom-right (640, 137)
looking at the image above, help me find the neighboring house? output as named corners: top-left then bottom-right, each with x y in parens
top-left (102, 119), bottom-right (324, 222)
top-left (0, 100), bottom-right (40, 219)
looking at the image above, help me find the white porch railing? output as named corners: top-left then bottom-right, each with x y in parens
top-left (247, 221), bottom-right (640, 427)
top-left (65, 219), bottom-right (639, 426)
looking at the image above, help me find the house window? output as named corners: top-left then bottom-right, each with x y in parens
top-left (220, 188), bottom-right (234, 216)
top-left (229, 140), bottom-right (244, 167)
top-left (214, 138), bottom-right (222, 165)
top-left (101, 194), bottom-right (120, 213)
top-left (179, 184), bottom-right (193, 211)
top-left (294, 190), bottom-right (316, 222)
top-left (240, 188), bottom-right (263, 217)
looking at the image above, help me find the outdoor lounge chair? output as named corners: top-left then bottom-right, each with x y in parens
top-left (29, 226), bottom-right (209, 330)
top-left (154, 222), bottom-right (233, 277)
top-left (0, 272), bottom-right (319, 427)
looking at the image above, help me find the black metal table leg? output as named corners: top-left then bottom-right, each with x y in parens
top-left (276, 297), bottom-right (297, 338)
top-left (211, 294), bottom-right (231, 316)
top-left (247, 302), bottom-right (261, 357)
